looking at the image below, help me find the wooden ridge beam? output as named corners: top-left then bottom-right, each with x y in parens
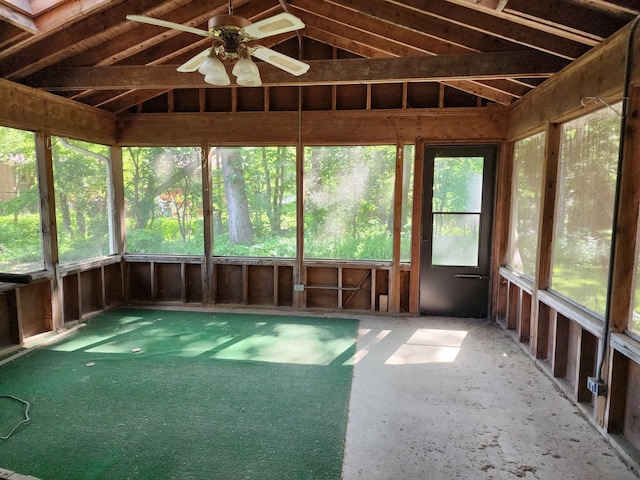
top-left (22, 51), bottom-right (567, 90)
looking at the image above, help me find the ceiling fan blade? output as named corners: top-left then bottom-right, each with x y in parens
top-left (242, 12), bottom-right (305, 39)
top-left (251, 46), bottom-right (310, 76)
top-left (177, 49), bottom-right (212, 72)
top-left (126, 15), bottom-right (211, 38)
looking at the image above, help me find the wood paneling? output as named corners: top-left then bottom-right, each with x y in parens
top-left (0, 79), bottom-right (115, 143)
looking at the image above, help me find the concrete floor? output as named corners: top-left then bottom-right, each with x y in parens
top-left (341, 315), bottom-right (639, 480)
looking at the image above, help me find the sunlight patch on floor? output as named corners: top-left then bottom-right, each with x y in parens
top-left (385, 329), bottom-right (468, 365)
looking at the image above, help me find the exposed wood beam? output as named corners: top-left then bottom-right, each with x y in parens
top-left (0, 0), bottom-right (203, 78)
top-left (311, 0), bottom-right (524, 54)
top-left (566, 0), bottom-right (640, 15)
top-left (22, 51), bottom-right (566, 90)
top-left (392, 0), bottom-right (592, 57)
top-left (508, 21), bottom-right (638, 138)
top-left (444, 0), bottom-right (605, 45)
top-left (116, 108), bottom-right (508, 145)
top-left (496, 0), bottom-right (510, 11)
top-left (101, 90), bottom-right (172, 114)
top-left (502, 0), bottom-right (629, 41)
top-left (290, 5), bottom-right (528, 102)
top-left (57, 0), bottom-right (250, 68)
top-left (300, 26), bottom-right (517, 104)
top-left (35, 0), bottom-right (131, 32)
top-left (0, 78), bottom-right (115, 144)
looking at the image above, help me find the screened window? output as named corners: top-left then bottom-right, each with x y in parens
top-left (0, 127), bottom-right (43, 273)
top-left (507, 132), bottom-right (545, 278)
top-left (124, 147), bottom-right (203, 255)
top-left (551, 106), bottom-right (621, 316)
top-left (212, 146), bottom-right (296, 257)
top-left (52, 137), bottom-right (111, 264)
top-left (305, 145), bottom-right (396, 260)
top-left (400, 144), bottom-right (415, 262)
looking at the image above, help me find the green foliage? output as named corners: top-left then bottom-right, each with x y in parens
top-left (0, 214), bottom-right (43, 272)
top-left (124, 147), bottom-right (204, 254)
top-left (52, 137), bottom-right (111, 263)
top-left (304, 145), bottom-right (397, 260)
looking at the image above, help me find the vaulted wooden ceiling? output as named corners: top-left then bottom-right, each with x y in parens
top-left (1, 0), bottom-right (638, 113)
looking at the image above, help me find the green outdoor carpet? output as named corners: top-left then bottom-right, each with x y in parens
top-left (0, 308), bottom-right (358, 480)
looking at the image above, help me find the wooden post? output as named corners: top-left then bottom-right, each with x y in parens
top-left (109, 145), bottom-right (125, 255)
top-left (201, 144), bottom-right (213, 304)
top-left (490, 140), bottom-right (513, 320)
top-left (35, 132), bottom-right (63, 331)
top-left (409, 140), bottom-right (424, 314)
top-left (390, 143), bottom-right (404, 313)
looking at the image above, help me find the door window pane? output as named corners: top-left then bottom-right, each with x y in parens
top-left (508, 132), bottom-right (545, 278)
top-left (431, 156), bottom-right (484, 266)
top-left (432, 214), bottom-right (480, 266)
top-left (433, 157), bottom-right (483, 213)
top-left (551, 105), bottom-right (621, 317)
top-left (53, 137), bottom-right (111, 264)
top-left (0, 127), bottom-right (43, 273)
top-left (212, 146), bottom-right (296, 257)
top-left (304, 146), bottom-right (396, 260)
top-left (124, 147), bottom-right (203, 255)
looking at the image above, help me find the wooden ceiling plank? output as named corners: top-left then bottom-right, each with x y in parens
top-left (104, 89), bottom-right (171, 113)
top-left (318, 0), bottom-right (525, 54)
top-left (302, 29), bottom-right (518, 105)
top-left (441, 80), bottom-right (514, 105)
top-left (0, 0), bottom-right (125, 59)
top-left (0, 22), bottom-right (30, 49)
top-left (443, 0), bottom-right (610, 45)
top-left (35, 0), bottom-right (129, 32)
top-left (292, 10), bottom-right (427, 57)
top-left (502, 0), bottom-right (630, 41)
top-left (293, 5), bottom-right (537, 102)
top-left (62, 0), bottom-right (275, 68)
top-left (387, 0), bottom-right (591, 58)
top-left (22, 51), bottom-right (563, 89)
top-left (58, 0), bottom-right (228, 67)
top-left (564, 0), bottom-right (640, 15)
top-left (295, 0), bottom-right (481, 56)
top-left (0, 0), bottom-right (200, 78)
top-left (303, 26), bottom-right (390, 59)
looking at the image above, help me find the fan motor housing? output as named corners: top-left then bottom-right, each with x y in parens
top-left (208, 14), bottom-right (251, 30)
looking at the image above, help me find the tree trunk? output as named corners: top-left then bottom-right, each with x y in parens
top-left (220, 148), bottom-right (253, 244)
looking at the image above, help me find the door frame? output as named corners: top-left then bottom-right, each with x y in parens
top-left (418, 144), bottom-right (497, 317)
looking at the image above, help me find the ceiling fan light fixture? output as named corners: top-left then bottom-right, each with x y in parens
top-left (236, 74), bottom-right (262, 87)
top-left (204, 73), bottom-right (231, 86)
top-left (232, 57), bottom-right (259, 77)
top-left (198, 55), bottom-right (226, 76)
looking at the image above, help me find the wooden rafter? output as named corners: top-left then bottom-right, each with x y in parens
top-left (22, 52), bottom-right (566, 90)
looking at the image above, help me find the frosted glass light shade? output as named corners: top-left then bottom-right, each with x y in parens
top-left (232, 57), bottom-right (259, 77)
top-left (204, 73), bottom-right (231, 85)
top-left (198, 56), bottom-right (227, 76)
top-left (236, 75), bottom-right (262, 87)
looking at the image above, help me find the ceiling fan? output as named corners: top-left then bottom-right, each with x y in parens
top-left (126, 1), bottom-right (310, 86)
